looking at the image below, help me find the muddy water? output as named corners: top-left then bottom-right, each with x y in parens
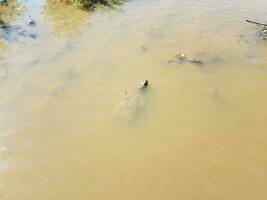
top-left (1, 0), bottom-right (267, 199)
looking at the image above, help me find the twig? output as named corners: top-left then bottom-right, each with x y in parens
top-left (246, 20), bottom-right (267, 27)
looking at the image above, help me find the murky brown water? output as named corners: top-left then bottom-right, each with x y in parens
top-left (1, 0), bottom-right (267, 199)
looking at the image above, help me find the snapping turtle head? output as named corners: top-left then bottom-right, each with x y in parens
top-left (139, 80), bottom-right (149, 89)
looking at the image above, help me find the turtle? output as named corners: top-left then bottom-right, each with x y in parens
top-left (167, 53), bottom-right (204, 66)
top-left (26, 15), bottom-right (36, 26)
top-left (115, 80), bottom-right (149, 124)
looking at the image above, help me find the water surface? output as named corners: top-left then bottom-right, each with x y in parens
top-left (1, 0), bottom-right (267, 199)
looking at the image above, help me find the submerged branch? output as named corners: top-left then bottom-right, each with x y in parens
top-left (246, 20), bottom-right (267, 27)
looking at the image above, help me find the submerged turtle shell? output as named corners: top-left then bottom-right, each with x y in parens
top-left (115, 82), bottom-right (148, 124)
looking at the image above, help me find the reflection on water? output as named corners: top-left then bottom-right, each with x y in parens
top-left (44, 0), bottom-right (90, 38)
top-left (0, 0), bottom-right (23, 23)
top-left (0, 41), bottom-right (8, 58)
top-left (1, 0), bottom-right (267, 199)
top-left (0, 0), bottom-right (25, 57)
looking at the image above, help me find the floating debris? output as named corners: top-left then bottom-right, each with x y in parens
top-left (167, 53), bottom-right (186, 65)
top-left (188, 58), bottom-right (204, 65)
top-left (246, 20), bottom-right (267, 27)
top-left (261, 27), bottom-right (267, 40)
top-left (167, 53), bottom-right (204, 66)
